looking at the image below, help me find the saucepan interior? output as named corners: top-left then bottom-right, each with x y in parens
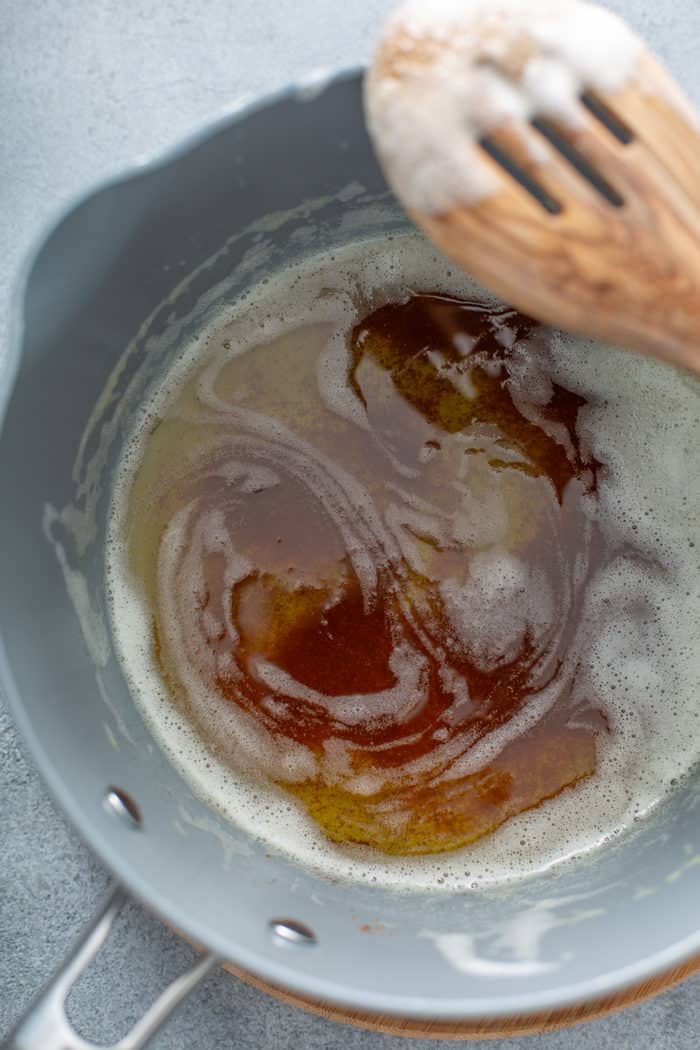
top-left (2, 70), bottom-right (700, 1021)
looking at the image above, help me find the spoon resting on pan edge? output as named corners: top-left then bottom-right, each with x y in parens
top-left (365, 0), bottom-right (700, 376)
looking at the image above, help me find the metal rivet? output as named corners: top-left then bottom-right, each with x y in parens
top-left (269, 919), bottom-right (316, 947)
top-left (104, 787), bottom-right (142, 828)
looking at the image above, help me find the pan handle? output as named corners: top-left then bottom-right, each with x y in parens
top-left (2, 885), bottom-right (219, 1050)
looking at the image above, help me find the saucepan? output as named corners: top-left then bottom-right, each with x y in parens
top-left (2, 70), bottom-right (700, 1049)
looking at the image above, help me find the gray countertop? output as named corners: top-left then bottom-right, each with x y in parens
top-left (2, 1), bottom-right (700, 1046)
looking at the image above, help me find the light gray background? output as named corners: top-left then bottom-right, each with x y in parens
top-left (2, 0), bottom-right (700, 1046)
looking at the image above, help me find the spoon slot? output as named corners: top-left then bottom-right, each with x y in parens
top-left (580, 90), bottom-right (635, 145)
top-left (530, 117), bottom-right (625, 207)
top-left (478, 135), bottom-right (563, 215)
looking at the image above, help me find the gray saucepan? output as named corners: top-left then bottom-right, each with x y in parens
top-left (2, 69), bottom-right (700, 1049)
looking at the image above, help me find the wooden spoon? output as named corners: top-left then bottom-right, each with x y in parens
top-left (365, 0), bottom-right (700, 376)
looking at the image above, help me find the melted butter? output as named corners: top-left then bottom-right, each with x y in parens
top-left (129, 293), bottom-right (610, 855)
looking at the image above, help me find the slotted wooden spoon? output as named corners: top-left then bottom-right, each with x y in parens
top-left (366, 2), bottom-right (700, 376)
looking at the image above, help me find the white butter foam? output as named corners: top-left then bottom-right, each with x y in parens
top-left (365, 0), bottom-right (644, 212)
top-left (107, 232), bottom-right (700, 892)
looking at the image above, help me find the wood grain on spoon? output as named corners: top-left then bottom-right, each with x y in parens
top-left (366, 2), bottom-right (700, 376)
